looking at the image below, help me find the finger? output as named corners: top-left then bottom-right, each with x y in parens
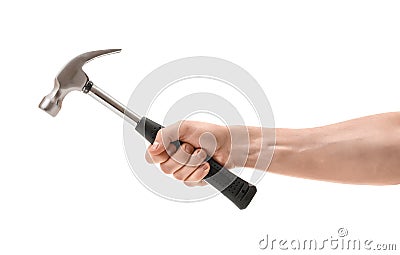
top-left (145, 150), bottom-right (169, 164)
top-left (151, 125), bottom-right (178, 155)
top-left (146, 143), bottom-right (177, 164)
top-left (184, 162), bottom-right (210, 183)
top-left (184, 179), bottom-right (208, 187)
top-left (159, 143), bottom-right (194, 174)
top-left (151, 121), bottom-right (191, 155)
top-left (173, 148), bottom-right (208, 181)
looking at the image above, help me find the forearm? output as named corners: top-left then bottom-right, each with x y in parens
top-left (245, 112), bottom-right (400, 185)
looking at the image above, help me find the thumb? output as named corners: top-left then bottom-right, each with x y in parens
top-left (148, 131), bottom-right (165, 155)
top-left (149, 124), bottom-right (178, 155)
top-left (149, 128), bottom-right (172, 155)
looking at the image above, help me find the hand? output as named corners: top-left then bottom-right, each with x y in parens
top-left (145, 120), bottom-right (234, 186)
top-left (149, 112), bottom-right (400, 186)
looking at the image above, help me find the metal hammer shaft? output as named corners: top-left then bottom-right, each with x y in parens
top-left (83, 81), bottom-right (141, 127)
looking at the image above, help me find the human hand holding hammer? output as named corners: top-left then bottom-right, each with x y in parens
top-left (145, 120), bottom-right (272, 187)
top-left (39, 49), bottom-right (258, 210)
top-left (39, 49), bottom-right (400, 211)
top-left (148, 112), bottom-right (400, 186)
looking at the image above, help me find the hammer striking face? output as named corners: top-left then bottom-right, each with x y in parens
top-left (39, 49), bottom-right (121, 116)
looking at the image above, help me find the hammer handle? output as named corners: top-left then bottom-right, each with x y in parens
top-left (135, 117), bottom-right (257, 210)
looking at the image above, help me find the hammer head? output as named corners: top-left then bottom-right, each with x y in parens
top-left (39, 49), bottom-right (121, 116)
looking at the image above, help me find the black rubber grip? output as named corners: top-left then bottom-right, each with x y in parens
top-left (135, 117), bottom-right (257, 210)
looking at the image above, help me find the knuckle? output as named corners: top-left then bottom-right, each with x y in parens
top-left (158, 130), bottom-right (169, 144)
top-left (165, 143), bottom-right (178, 157)
top-left (158, 128), bottom-right (172, 146)
top-left (177, 120), bottom-right (191, 133)
top-left (182, 143), bottom-right (194, 154)
top-left (173, 171), bottom-right (185, 180)
top-left (183, 181), bottom-right (194, 187)
top-left (145, 153), bottom-right (153, 164)
top-left (195, 149), bottom-right (207, 161)
top-left (155, 128), bottom-right (163, 141)
top-left (199, 149), bottom-right (207, 158)
top-left (146, 146), bottom-right (155, 155)
top-left (203, 162), bottom-right (210, 172)
top-left (160, 163), bottom-right (173, 174)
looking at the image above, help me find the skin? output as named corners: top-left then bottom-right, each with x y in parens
top-left (146, 112), bottom-right (400, 186)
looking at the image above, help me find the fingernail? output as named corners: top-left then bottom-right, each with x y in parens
top-left (201, 163), bottom-right (209, 171)
top-left (151, 142), bottom-right (159, 150)
top-left (183, 144), bottom-right (192, 153)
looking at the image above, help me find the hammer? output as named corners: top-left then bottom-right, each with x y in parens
top-left (39, 49), bottom-right (257, 209)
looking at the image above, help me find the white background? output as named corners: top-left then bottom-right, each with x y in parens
top-left (1, 1), bottom-right (400, 254)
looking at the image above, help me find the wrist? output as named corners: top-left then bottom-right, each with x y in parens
top-left (267, 127), bottom-right (318, 174)
top-left (227, 126), bottom-right (275, 169)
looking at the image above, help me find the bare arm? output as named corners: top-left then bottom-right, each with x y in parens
top-left (265, 112), bottom-right (400, 185)
top-left (146, 112), bottom-right (400, 185)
